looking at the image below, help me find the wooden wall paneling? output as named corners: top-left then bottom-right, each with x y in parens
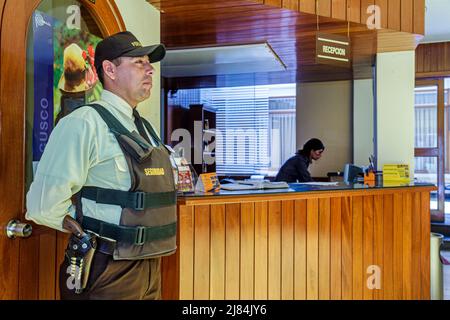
top-left (265, 0), bottom-right (283, 7)
top-left (306, 198), bottom-right (319, 300)
top-left (281, 200), bottom-right (294, 299)
top-left (432, 44), bottom-right (443, 73)
top-left (39, 231), bottom-right (57, 299)
top-left (254, 201), bottom-right (268, 299)
top-left (352, 196), bottom-right (363, 299)
top-left (331, 0), bottom-right (347, 20)
top-left (382, 194), bottom-right (394, 299)
top-left (402, 193), bottom-right (413, 300)
top-left (299, 0), bottom-right (316, 14)
top-left (445, 43), bottom-right (450, 72)
top-left (157, 0), bottom-right (385, 85)
top-left (400, 0), bottom-right (413, 33)
top-left (376, 30), bottom-right (417, 53)
top-left (268, 201), bottom-right (281, 300)
top-left (387, 0), bottom-right (401, 31)
top-left (193, 205), bottom-right (210, 299)
top-left (294, 200), bottom-right (307, 299)
top-left (360, 0), bottom-right (374, 28)
top-left (372, 195), bottom-right (383, 300)
top-left (413, 0), bottom-right (425, 35)
top-left (411, 192), bottom-right (421, 299)
top-left (423, 44), bottom-right (432, 73)
top-left (318, 198), bottom-right (331, 300)
top-left (0, 0), bottom-right (6, 22)
top-left (0, 0), bottom-right (35, 300)
top-left (318, 0), bottom-right (332, 17)
top-left (0, 0), bottom-right (5, 77)
top-left (415, 44), bottom-right (424, 74)
top-left (330, 197), bottom-right (342, 299)
top-left (210, 204), bottom-right (226, 300)
top-left (341, 197), bottom-right (353, 299)
top-left (240, 202), bottom-right (255, 299)
top-left (18, 237), bottom-right (39, 299)
top-left (362, 195), bottom-right (374, 300)
top-left (375, 0), bottom-right (388, 29)
top-left (162, 222), bottom-right (179, 300)
top-left (174, 186), bottom-right (434, 301)
top-left (393, 193), bottom-right (403, 299)
top-left (416, 42), bottom-right (450, 78)
top-left (347, 0), bottom-right (361, 23)
top-left (55, 232), bottom-right (69, 300)
top-left (82, 0), bottom-right (125, 36)
top-left (179, 205), bottom-right (194, 300)
top-left (421, 43), bottom-right (432, 74)
top-left (282, 0), bottom-right (299, 11)
top-left (225, 203), bottom-right (241, 300)
top-left (437, 43), bottom-right (447, 73)
top-left (420, 192), bottom-right (430, 299)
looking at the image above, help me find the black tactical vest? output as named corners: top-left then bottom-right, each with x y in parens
top-left (78, 104), bottom-right (177, 260)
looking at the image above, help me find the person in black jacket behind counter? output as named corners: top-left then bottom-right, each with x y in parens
top-left (274, 138), bottom-right (325, 183)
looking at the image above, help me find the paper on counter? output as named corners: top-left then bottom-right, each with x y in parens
top-left (293, 182), bottom-right (340, 186)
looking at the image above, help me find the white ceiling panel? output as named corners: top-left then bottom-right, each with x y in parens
top-left (161, 42), bottom-right (287, 78)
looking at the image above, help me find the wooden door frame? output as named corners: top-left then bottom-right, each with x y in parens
top-left (414, 78), bottom-right (445, 222)
top-left (0, 0), bottom-right (124, 299)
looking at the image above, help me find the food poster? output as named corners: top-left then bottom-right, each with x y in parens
top-left (32, 10), bottom-right (102, 173)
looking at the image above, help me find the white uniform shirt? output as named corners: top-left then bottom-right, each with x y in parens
top-left (26, 90), bottom-right (158, 232)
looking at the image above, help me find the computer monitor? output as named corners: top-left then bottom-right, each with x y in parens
top-left (343, 164), bottom-right (365, 183)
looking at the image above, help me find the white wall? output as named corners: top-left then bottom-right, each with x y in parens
top-left (114, 0), bottom-right (162, 133)
top-left (297, 81), bottom-right (353, 177)
top-left (353, 79), bottom-right (374, 167)
top-left (376, 51), bottom-right (415, 176)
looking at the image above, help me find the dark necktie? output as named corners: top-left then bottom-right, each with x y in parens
top-left (132, 108), bottom-right (151, 144)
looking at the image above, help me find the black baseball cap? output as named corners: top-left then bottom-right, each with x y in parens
top-left (94, 31), bottom-right (166, 73)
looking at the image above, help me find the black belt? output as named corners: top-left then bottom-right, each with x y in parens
top-left (96, 237), bottom-right (115, 255)
top-left (81, 187), bottom-right (176, 211)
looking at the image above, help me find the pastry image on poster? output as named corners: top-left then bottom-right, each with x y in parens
top-left (53, 19), bottom-right (103, 124)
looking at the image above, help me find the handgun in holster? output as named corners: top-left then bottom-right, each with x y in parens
top-left (65, 231), bottom-right (97, 294)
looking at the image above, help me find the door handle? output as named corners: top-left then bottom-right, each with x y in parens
top-left (6, 219), bottom-right (33, 239)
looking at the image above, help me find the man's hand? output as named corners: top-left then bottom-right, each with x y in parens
top-left (62, 216), bottom-right (86, 238)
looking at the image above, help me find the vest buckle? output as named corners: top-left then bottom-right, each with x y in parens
top-left (134, 192), bottom-right (145, 210)
top-left (135, 226), bottom-right (146, 246)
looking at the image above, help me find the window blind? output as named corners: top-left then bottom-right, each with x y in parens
top-left (201, 86), bottom-right (270, 175)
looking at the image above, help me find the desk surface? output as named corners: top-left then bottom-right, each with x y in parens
top-left (179, 181), bottom-right (436, 199)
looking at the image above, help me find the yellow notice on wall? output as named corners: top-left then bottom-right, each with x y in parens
top-left (382, 164), bottom-right (410, 182)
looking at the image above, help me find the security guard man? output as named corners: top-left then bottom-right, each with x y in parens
top-left (26, 31), bottom-right (177, 300)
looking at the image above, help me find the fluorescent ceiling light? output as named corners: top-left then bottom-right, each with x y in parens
top-left (161, 42), bottom-right (287, 78)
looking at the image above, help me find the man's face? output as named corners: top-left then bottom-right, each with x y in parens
top-left (114, 55), bottom-right (154, 106)
top-left (311, 149), bottom-right (324, 161)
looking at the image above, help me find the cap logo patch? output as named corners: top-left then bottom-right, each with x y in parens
top-left (131, 41), bottom-right (142, 47)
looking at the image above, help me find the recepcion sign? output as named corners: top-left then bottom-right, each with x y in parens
top-left (316, 32), bottom-right (351, 67)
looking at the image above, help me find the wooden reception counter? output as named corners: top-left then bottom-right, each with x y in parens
top-left (161, 182), bottom-right (435, 300)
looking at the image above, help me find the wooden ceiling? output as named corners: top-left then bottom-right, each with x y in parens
top-left (148, 0), bottom-right (377, 87)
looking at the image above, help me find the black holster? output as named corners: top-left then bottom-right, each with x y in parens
top-left (65, 232), bottom-right (97, 294)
